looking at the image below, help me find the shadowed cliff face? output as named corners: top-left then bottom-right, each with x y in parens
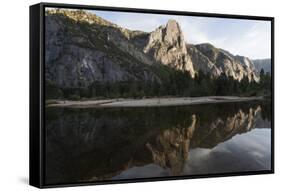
top-left (45, 101), bottom-right (271, 184)
top-left (45, 10), bottom-right (161, 89)
top-left (45, 9), bottom-right (260, 92)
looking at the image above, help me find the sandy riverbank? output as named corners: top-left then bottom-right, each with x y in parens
top-left (46, 96), bottom-right (263, 108)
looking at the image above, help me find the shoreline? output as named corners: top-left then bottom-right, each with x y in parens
top-left (46, 96), bottom-right (264, 108)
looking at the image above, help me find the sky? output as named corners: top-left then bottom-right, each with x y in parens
top-left (90, 10), bottom-right (271, 60)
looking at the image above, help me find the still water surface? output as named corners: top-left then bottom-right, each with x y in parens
top-left (45, 101), bottom-right (271, 184)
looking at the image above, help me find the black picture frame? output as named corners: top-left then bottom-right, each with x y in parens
top-left (30, 2), bottom-right (275, 188)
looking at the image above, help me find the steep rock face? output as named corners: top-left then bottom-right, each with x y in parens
top-left (141, 20), bottom-right (195, 77)
top-left (45, 10), bottom-right (160, 89)
top-left (186, 44), bottom-right (221, 77)
top-left (252, 59), bottom-right (271, 74)
top-left (194, 43), bottom-right (260, 82)
top-left (45, 9), bottom-right (261, 92)
top-left (235, 56), bottom-right (260, 82)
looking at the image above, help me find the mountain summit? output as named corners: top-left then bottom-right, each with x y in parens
top-left (45, 9), bottom-right (261, 99)
top-left (189, 43), bottom-right (259, 82)
top-left (142, 19), bottom-right (195, 77)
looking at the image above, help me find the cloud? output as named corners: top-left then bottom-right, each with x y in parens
top-left (210, 21), bottom-right (271, 59)
top-left (92, 10), bottom-right (271, 59)
top-left (183, 128), bottom-right (271, 174)
top-left (93, 11), bottom-right (168, 32)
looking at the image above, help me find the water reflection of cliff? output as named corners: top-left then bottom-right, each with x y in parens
top-left (45, 101), bottom-right (271, 184)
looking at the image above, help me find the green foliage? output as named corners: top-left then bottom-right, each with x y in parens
top-left (259, 69), bottom-right (271, 96)
top-left (68, 94), bottom-right (80, 101)
top-left (46, 12), bottom-right (271, 101)
top-left (45, 81), bottom-right (63, 99)
top-left (46, 69), bottom-right (271, 100)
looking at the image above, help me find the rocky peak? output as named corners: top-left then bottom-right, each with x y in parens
top-left (193, 43), bottom-right (260, 82)
top-left (235, 56), bottom-right (254, 70)
top-left (45, 9), bottom-right (262, 92)
top-left (164, 20), bottom-right (185, 48)
top-left (143, 20), bottom-right (195, 77)
top-left (187, 44), bottom-right (221, 77)
top-left (195, 43), bottom-right (219, 63)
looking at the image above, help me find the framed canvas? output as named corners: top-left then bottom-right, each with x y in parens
top-left (29, 2), bottom-right (274, 188)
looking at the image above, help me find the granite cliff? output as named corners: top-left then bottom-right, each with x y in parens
top-left (45, 9), bottom-right (261, 98)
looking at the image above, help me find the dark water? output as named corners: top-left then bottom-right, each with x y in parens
top-left (45, 101), bottom-right (272, 185)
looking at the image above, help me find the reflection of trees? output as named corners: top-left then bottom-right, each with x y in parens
top-left (45, 101), bottom-right (270, 184)
top-left (260, 100), bottom-right (272, 121)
